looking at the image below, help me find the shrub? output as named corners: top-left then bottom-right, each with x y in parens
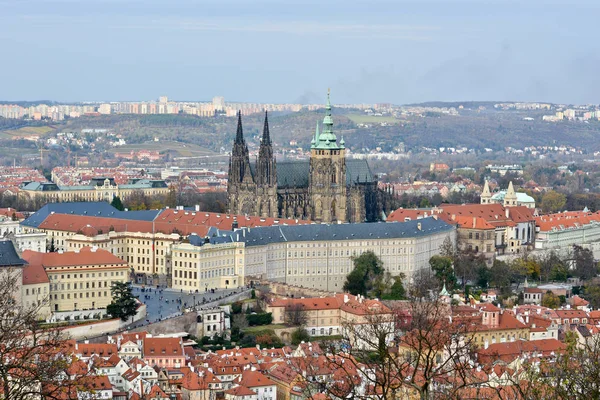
top-left (231, 301), bottom-right (243, 314)
top-left (246, 313), bottom-right (273, 326)
top-left (291, 328), bottom-right (311, 345)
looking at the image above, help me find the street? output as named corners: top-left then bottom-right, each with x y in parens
top-left (132, 285), bottom-right (245, 323)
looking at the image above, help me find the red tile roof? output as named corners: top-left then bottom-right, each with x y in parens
top-left (478, 339), bottom-right (565, 364)
top-left (75, 343), bottom-right (118, 357)
top-left (21, 251), bottom-right (49, 285)
top-left (22, 247), bottom-right (126, 268)
top-left (536, 211), bottom-right (600, 232)
top-left (143, 337), bottom-right (183, 358)
top-left (238, 370), bottom-right (276, 388)
top-left (224, 385), bottom-right (257, 397)
top-left (0, 208), bottom-right (24, 219)
top-left (38, 208), bottom-right (311, 237)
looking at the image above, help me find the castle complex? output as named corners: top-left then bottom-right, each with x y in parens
top-left (226, 91), bottom-right (380, 223)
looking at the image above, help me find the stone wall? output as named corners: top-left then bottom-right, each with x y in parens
top-left (62, 303), bottom-right (146, 341)
top-left (128, 311), bottom-right (199, 336)
top-left (256, 280), bottom-right (334, 298)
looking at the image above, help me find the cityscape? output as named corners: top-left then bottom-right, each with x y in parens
top-left (2, 0), bottom-right (600, 399)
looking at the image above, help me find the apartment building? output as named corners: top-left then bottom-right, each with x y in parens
top-left (22, 247), bottom-right (129, 313)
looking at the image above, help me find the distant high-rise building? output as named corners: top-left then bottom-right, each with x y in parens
top-left (98, 104), bottom-right (111, 115)
top-left (159, 96), bottom-right (168, 104)
top-left (213, 96), bottom-right (225, 112)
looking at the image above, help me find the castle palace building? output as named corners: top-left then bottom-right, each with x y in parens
top-left (227, 91), bottom-right (380, 223)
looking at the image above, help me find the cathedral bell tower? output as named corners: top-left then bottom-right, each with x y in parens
top-left (227, 111), bottom-right (256, 215)
top-left (308, 90), bottom-right (347, 223)
top-left (256, 111), bottom-right (278, 218)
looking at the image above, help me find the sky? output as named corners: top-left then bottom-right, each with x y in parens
top-left (1, 0), bottom-right (599, 105)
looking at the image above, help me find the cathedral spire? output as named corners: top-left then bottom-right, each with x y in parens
top-left (261, 111), bottom-right (271, 145)
top-left (314, 89), bottom-right (340, 149)
top-left (311, 121), bottom-right (319, 148)
top-left (235, 111), bottom-right (244, 144)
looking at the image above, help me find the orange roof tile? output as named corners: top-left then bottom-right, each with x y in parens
top-left (21, 251), bottom-right (49, 285)
top-left (22, 247), bottom-right (126, 268)
top-left (143, 337), bottom-right (183, 358)
top-left (238, 370), bottom-right (276, 388)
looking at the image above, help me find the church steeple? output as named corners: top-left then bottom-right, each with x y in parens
top-left (481, 179), bottom-right (491, 204)
top-left (314, 89), bottom-right (340, 150)
top-left (504, 181), bottom-right (517, 207)
top-left (262, 111), bottom-right (271, 145)
top-left (228, 111), bottom-right (252, 185)
top-left (257, 111), bottom-right (276, 187)
top-left (235, 111), bottom-right (245, 144)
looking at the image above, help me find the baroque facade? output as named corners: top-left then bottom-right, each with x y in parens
top-left (227, 91), bottom-right (380, 223)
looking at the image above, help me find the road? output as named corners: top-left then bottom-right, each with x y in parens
top-left (132, 285), bottom-right (245, 323)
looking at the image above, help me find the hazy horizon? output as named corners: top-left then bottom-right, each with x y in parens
top-left (2, 0), bottom-right (599, 105)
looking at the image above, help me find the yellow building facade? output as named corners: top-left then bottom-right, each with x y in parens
top-left (171, 241), bottom-right (245, 292)
top-left (22, 247), bottom-right (129, 313)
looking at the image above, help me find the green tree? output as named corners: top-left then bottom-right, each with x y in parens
top-left (291, 328), bottom-right (311, 345)
top-left (476, 265), bottom-right (491, 288)
top-left (489, 259), bottom-right (511, 292)
top-left (343, 267), bottom-right (368, 296)
top-left (343, 251), bottom-right (385, 297)
top-left (539, 251), bottom-right (567, 282)
top-left (107, 281), bottom-right (138, 321)
top-left (47, 237), bottom-right (56, 253)
top-left (583, 284), bottom-right (600, 310)
top-left (387, 276), bottom-right (407, 300)
top-left (429, 255), bottom-right (456, 289)
top-left (110, 196), bottom-right (125, 211)
top-left (572, 245), bottom-right (598, 280)
top-left (541, 290), bottom-right (560, 309)
top-left (540, 190), bottom-right (567, 213)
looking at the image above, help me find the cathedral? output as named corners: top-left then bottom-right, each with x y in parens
top-left (226, 91), bottom-right (381, 223)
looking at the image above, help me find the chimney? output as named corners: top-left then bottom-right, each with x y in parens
top-left (525, 315), bottom-right (529, 324)
top-left (417, 223), bottom-right (422, 231)
top-left (484, 340), bottom-right (489, 350)
top-left (472, 217), bottom-right (476, 228)
top-left (195, 204), bottom-right (200, 212)
top-left (343, 294), bottom-right (349, 303)
top-left (452, 214), bottom-right (456, 221)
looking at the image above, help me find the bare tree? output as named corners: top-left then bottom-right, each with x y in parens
top-left (307, 280), bottom-right (482, 400)
top-left (284, 303), bottom-right (308, 326)
top-left (0, 268), bottom-right (92, 400)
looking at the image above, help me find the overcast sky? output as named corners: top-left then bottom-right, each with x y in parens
top-left (2, 0), bottom-right (599, 104)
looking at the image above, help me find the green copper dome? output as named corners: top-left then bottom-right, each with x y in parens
top-left (312, 89), bottom-right (342, 150)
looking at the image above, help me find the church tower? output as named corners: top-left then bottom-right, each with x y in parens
top-left (504, 181), bottom-right (518, 208)
top-left (255, 111), bottom-right (278, 218)
top-left (227, 111), bottom-right (256, 215)
top-left (480, 179), bottom-right (492, 204)
top-left (308, 90), bottom-right (347, 223)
